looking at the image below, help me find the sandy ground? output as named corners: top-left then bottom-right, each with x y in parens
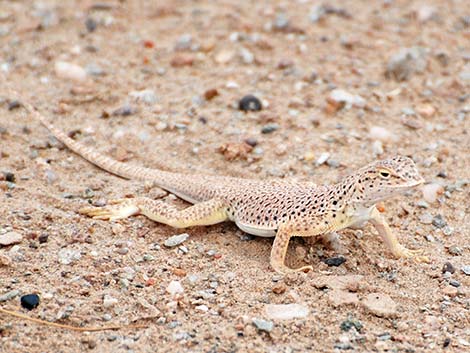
top-left (0, 0), bottom-right (469, 352)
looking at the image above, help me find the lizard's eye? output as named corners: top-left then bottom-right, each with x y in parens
top-left (379, 169), bottom-right (390, 179)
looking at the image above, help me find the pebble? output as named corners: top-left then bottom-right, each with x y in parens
top-left (432, 214), bottom-right (447, 229)
top-left (239, 95), bottom-right (262, 112)
top-left (240, 47), bottom-right (254, 64)
top-left (85, 17), bottom-right (97, 32)
top-left (170, 55), bottom-right (194, 67)
top-left (462, 266), bottom-right (470, 275)
top-left (195, 304), bottom-right (208, 312)
top-left (422, 184), bottom-right (444, 203)
top-left (164, 233), bottom-right (189, 247)
top-left (0, 290), bottom-right (20, 302)
top-left (448, 246), bottom-right (462, 256)
top-left (273, 13), bottom-right (289, 30)
top-left (8, 100), bottom-right (21, 110)
top-left (252, 318), bottom-right (273, 332)
top-left (385, 47), bottom-right (427, 81)
top-left (328, 290), bottom-right (359, 307)
top-left (323, 256), bottom-right (346, 267)
top-left (0, 231), bottom-right (23, 246)
top-left (264, 303), bottom-right (309, 320)
top-left (112, 104), bottom-right (136, 116)
top-left (340, 318), bottom-right (363, 332)
top-left (449, 279), bottom-right (460, 288)
top-left (261, 123), bottom-right (279, 134)
top-left (85, 63), bottom-right (104, 76)
top-left (419, 212), bottom-right (433, 224)
top-left (328, 89), bottom-right (366, 108)
top-left (215, 50), bottom-right (234, 64)
top-left (129, 89), bottom-right (157, 105)
top-left (103, 294), bottom-right (119, 308)
top-left (54, 61), bottom-right (87, 82)
top-left (369, 126), bottom-right (397, 143)
top-left (362, 293), bottom-right (397, 318)
top-left (166, 280), bottom-right (184, 296)
top-left (442, 262), bottom-right (455, 274)
top-left (20, 294), bottom-right (40, 310)
top-left (57, 248), bottom-right (81, 265)
top-left (316, 152), bottom-right (330, 166)
top-left (174, 34), bottom-right (192, 51)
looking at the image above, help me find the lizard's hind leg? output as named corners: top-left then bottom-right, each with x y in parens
top-left (80, 197), bottom-right (229, 227)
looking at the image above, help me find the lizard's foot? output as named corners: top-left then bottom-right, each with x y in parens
top-left (393, 246), bottom-right (430, 264)
top-left (79, 202), bottom-right (139, 221)
top-left (272, 263), bottom-right (313, 275)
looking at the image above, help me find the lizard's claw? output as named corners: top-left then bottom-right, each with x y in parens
top-left (79, 203), bottom-right (139, 221)
top-left (395, 246), bottom-right (430, 264)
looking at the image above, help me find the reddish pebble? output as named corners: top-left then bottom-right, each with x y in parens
top-left (143, 40), bottom-right (155, 48)
top-left (146, 278), bottom-right (156, 286)
top-left (214, 254), bottom-right (222, 259)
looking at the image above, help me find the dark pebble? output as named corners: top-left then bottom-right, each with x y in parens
top-left (238, 95), bottom-right (262, 112)
top-left (38, 233), bottom-right (49, 244)
top-left (449, 279), bottom-right (460, 287)
top-left (85, 18), bottom-right (98, 32)
top-left (437, 171), bottom-right (447, 178)
top-left (443, 338), bottom-right (451, 348)
top-left (261, 124), bottom-right (279, 134)
top-left (112, 105), bottom-right (136, 116)
top-left (20, 294), bottom-right (40, 310)
top-left (3, 172), bottom-right (15, 183)
top-left (244, 137), bottom-right (258, 147)
top-left (432, 214), bottom-right (447, 229)
top-left (8, 100), bottom-right (21, 110)
top-left (323, 256), bottom-right (346, 267)
top-left (442, 262), bottom-right (455, 274)
top-left (340, 318), bottom-right (363, 332)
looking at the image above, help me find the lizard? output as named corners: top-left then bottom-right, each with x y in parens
top-left (7, 92), bottom-right (429, 274)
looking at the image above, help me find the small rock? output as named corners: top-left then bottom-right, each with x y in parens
top-left (316, 152), bottom-right (330, 166)
top-left (58, 248), bottom-right (81, 265)
top-left (261, 124), bottom-right (279, 134)
top-left (362, 293), bottom-right (397, 318)
top-left (0, 231), bottom-right (23, 246)
top-left (323, 256), bottom-right (346, 267)
top-left (54, 61), bottom-right (87, 82)
top-left (459, 71), bottom-right (470, 82)
top-left (20, 294), bottom-right (40, 310)
top-left (449, 279), bottom-right (460, 288)
top-left (203, 88), bottom-right (219, 100)
top-left (328, 89), bottom-right (366, 109)
top-left (416, 5), bottom-right (437, 23)
top-left (448, 246), bottom-right (462, 256)
top-left (385, 47), bottom-right (428, 81)
top-left (214, 50), bottom-right (234, 64)
top-left (164, 233), bottom-right (189, 247)
top-left (103, 294), bottom-right (118, 308)
top-left (174, 34), bottom-right (192, 51)
top-left (240, 47), bottom-right (254, 64)
top-left (112, 104), bottom-right (136, 116)
top-left (461, 266), bottom-right (470, 275)
top-left (239, 95), bottom-right (262, 112)
top-left (252, 318), bottom-right (273, 332)
top-left (195, 304), bottom-right (208, 312)
top-left (218, 142), bottom-right (253, 161)
top-left (313, 275), bottom-right (364, 291)
top-left (273, 13), bottom-right (289, 30)
top-left (129, 89), bottom-right (157, 105)
top-left (419, 212), bottom-right (433, 225)
top-left (85, 17), bottom-right (98, 32)
top-left (416, 104), bottom-right (436, 118)
top-left (166, 280), bottom-right (184, 296)
top-left (0, 290), bottom-right (20, 302)
top-left (7, 101), bottom-right (21, 111)
top-left (369, 126), bottom-right (397, 143)
top-left (432, 214), bottom-right (447, 229)
top-left (442, 262), bottom-right (455, 274)
top-left (170, 55), bottom-right (194, 67)
top-left (340, 318), bottom-right (363, 332)
top-left (422, 184), bottom-right (444, 203)
top-left (264, 303), bottom-right (309, 320)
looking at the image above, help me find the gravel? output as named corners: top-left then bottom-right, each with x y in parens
top-left (252, 318), bottom-right (273, 332)
top-left (164, 233), bottom-right (189, 247)
top-left (20, 294), bottom-right (40, 310)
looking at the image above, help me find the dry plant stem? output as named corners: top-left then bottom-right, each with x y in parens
top-left (0, 307), bottom-right (147, 332)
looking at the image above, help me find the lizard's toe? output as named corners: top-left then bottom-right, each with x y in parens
top-left (395, 246), bottom-right (430, 264)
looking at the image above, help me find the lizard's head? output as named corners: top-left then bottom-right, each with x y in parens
top-left (353, 156), bottom-right (425, 205)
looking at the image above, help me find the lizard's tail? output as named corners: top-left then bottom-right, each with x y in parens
top-left (5, 82), bottom-right (172, 183)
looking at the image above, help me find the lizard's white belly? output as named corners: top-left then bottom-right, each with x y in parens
top-left (235, 221), bottom-right (276, 237)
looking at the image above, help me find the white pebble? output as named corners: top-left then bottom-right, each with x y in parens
top-left (0, 231), bottom-right (23, 246)
top-left (103, 294), bottom-right (119, 308)
top-left (57, 248), bottom-right (81, 265)
top-left (372, 140), bottom-right (384, 156)
top-left (129, 89), bottom-right (157, 105)
top-left (422, 183), bottom-right (444, 203)
top-left (329, 89), bottom-right (366, 108)
top-left (369, 126), bottom-right (397, 143)
top-left (54, 61), bottom-right (87, 82)
top-left (195, 305), bottom-right (209, 312)
top-left (265, 303), bottom-right (309, 320)
top-left (316, 152), bottom-right (330, 166)
top-left (166, 280), bottom-right (184, 296)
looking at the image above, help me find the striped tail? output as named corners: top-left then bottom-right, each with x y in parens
top-left (16, 92), bottom-right (174, 183)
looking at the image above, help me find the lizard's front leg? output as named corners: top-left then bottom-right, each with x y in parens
top-left (80, 197), bottom-right (229, 228)
top-left (369, 207), bottom-right (429, 263)
top-left (271, 226), bottom-right (314, 274)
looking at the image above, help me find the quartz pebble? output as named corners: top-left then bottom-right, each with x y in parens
top-left (252, 318), bottom-right (273, 332)
top-left (129, 89), bottom-right (157, 105)
top-left (0, 290), bottom-right (20, 302)
top-left (462, 266), bottom-right (470, 275)
top-left (328, 89), bottom-right (366, 108)
top-left (369, 126), bottom-right (397, 143)
top-left (264, 303), bottom-right (309, 320)
top-left (0, 231), bottom-right (23, 246)
top-left (103, 294), bottom-right (118, 308)
top-left (166, 280), bottom-right (184, 296)
top-left (385, 47), bottom-right (427, 81)
top-left (422, 183), bottom-right (444, 203)
top-left (58, 248), bottom-right (81, 265)
top-left (164, 233), bottom-right (189, 247)
top-left (54, 61), bottom-right (87, 82)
